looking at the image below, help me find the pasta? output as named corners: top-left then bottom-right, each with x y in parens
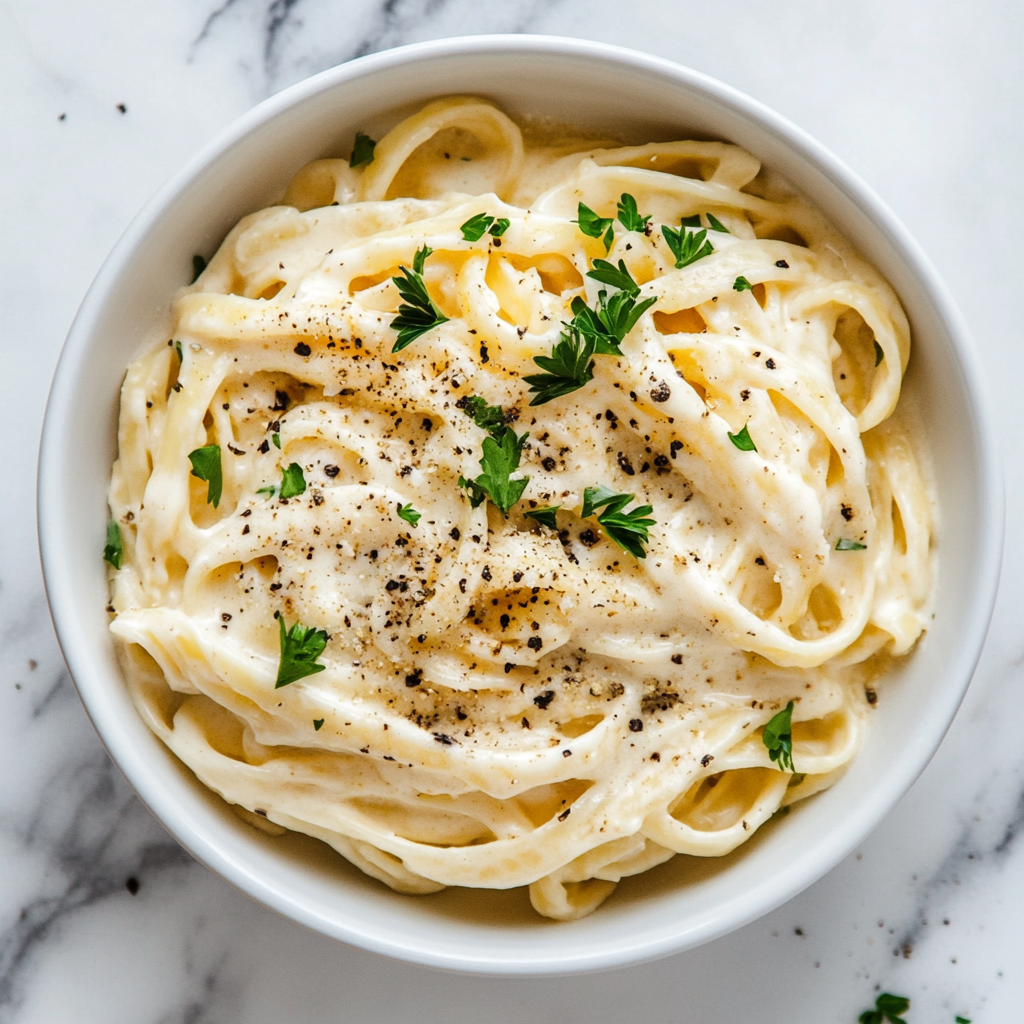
top-left (106, 96), bottom-right (934, 920)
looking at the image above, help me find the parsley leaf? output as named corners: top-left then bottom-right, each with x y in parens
top-left (279, 462), bottom-right (306, 499)
top-left (587, 257), bottom-right (641, 294)
top-left (524, 327), bottom-right (596, 406)
top-left (836, 538), bottom-right (866, 551)
top-left (397, 502), bottom-right (421, 527)
top-left (349, 131), bottom-right (376, 168)
top-left (662, 222), bottom-right (714, 269)
top-left (490, 218), bottom-right (510, 237)
top-left (733, 275), bottom-right (754, 292)
top-left (271, 432), bottom-right (281, 449)
top-left (581, 486), bottom-right (656, 558)
top-left (680, 214), bottom-right (702, 228)
top-left (858, 993), bottom-right (911, 1024)
top-left (571, 290), bottom-right (658, 355)
top-left (458, 394), bottom-right (512, 438)
top-left (526, 261), bottom-right (656, 405)
top-left (275, 616), bottom-right (328, 688)
top-left (955, 1017), bottom-right (971, 1023)
top-left (728, 423), bottom-right (757, 451)
top-left (460, 213), bottom-right (494, 241)
top-left (706, 213), bottom-right (730, 233)
top-left (390, 245), bottom-right (448, 352)
top-left (188, 444), bottom-right (222, 508)
top-left (313, 718), bottom-right (325, 731)
top-left (174, 340), bottom-right (183, 365)
top-left (460, 428), bottom-right (530, 517)
top-left (763, 700), bottom-right (794, 772)
top-left (191, 255), bottom-right (206, 284)
top-left (575, 202), bottom-right (615, 253)
top-left (524, 505), bottom-right (560, 529)
top-left (103, 520), bottom-right (123, 569)
top-left (874, 339), bottom-right (884, 366)
top-left (616, 193), bottom-right (650, 233)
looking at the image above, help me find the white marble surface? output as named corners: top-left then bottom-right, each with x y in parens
top-left (2, 0), bottom-right (1022, 1020)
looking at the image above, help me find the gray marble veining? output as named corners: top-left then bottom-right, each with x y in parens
top-left (3, 0), bottom-right (1022, 1020)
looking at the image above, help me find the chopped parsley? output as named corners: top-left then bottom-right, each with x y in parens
top-left (680, 214), bottom-right (702, 227)
top-left (858, 993), bottom-right (910, 1024)
top-left (271, 432), bottom-right (281, 449)
top-left (836, 538), bottom-right (867, 551)
top-left (586, 257), bottom-right (642, 294)
top-left (279, 462), bottom-right (306, 499)
top-left (275, 617), bottom-right (329, 688)
top-left (728, 423), bottom-right (757, 451)
top-left (459, 427), bottom-right (530, 517)
top-left (174, 340), bottom-right (183, 365)
top-left (706, 212), bottom-right (730, 233)
top-left (575, 202), bottom-right (615, 253)
top-left (460, 213), bottom-right (494, 241)
top-left (662, 221), bottom-right (714, 269)
top-left (397, 502), bottom-right (421, 527)
top-left (459, 213), bottom-right (510, 241)
top-left (576, 259), bottom-right (657, 353)
top-left (313, 718), bottom-right (324, 731)
top-left (524, 505), bottom-right (560, 529)
top-left (458, 394), bottom-right (510, 438)
top-left (390, 245), bottom-right (449, 352)
top-left (103, 520), bottom-right (123, 569)
top-left (955, 1017), bottom-right (971, 1023)
top-left (526, 263), bottom-right (656, 406)
top-left (616, 192), bottom-right (650, 233)
top-left (762, 700), bottom-right (794, 772)
top-left (191, 255), bottom-right (207, 283)
top-left (733, 275), bottom-right (754, 292)
top-left (874, 339), bottom-right (884, 366)
top-left (188, 444), bottom-right (222, 508)
top-left (349, 131), bottom-right (376, 168)
top-left (581, 485), bottom-right (656, 559)
top-left (523, 326), bottom-right (596, 406)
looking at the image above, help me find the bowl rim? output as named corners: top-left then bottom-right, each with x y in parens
top-left (38, 33), bottom-right (1004, 975)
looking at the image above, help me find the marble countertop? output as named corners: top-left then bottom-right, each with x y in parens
top-left (3, 1), bottom-right (1022, 1020)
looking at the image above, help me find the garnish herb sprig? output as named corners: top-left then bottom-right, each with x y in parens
top-left (574, 193), bottom-right (651, 251)
top-left (275, 617), bottom-right (329, 688)
top-left (835, 538), bottom-right (866, 551)
top-left (575, 203), bottom-right (615, 253)
top-left (390, 245), bottom-right (449, 353)
top-left (350, 132), bottom-right (376, 168)
top-left (459, 428), bottom-right (530, 518)
top-left (460, 213), bottom-right (510, 241)
top-left (733, 275), bottom-right (754, 292)
top-left (616, 193), bottom-right (650, 233)
top-left (103, 520), bottom-right (123, 569)
top-left (397, 503), bottom-right (421, 527)
top-left (581, 485), bottom-right (656, 559)
top-left (188, 444), bottom-right (222, 508)
top-left (762, 700), bottom-right (795, 772)
top-left (458, 395), bottom-right (513, 439)
top-left (524, 505), bottom-right (560, 529)
top-left (858, 993), bottom-right (911, 1024)
top-left (526, 259), bottom-right (656, 406)
top-left (728, 423), bottom-right (757, 452)
top-left (258, 462), bottom-right (306, 500)
top-left (662, 221), bottom-right (714, 269)
top-left (523, 327), bottom-right (596, 406)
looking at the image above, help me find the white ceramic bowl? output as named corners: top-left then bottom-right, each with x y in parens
top-left (38, 35), bottom-right (1002, 974)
